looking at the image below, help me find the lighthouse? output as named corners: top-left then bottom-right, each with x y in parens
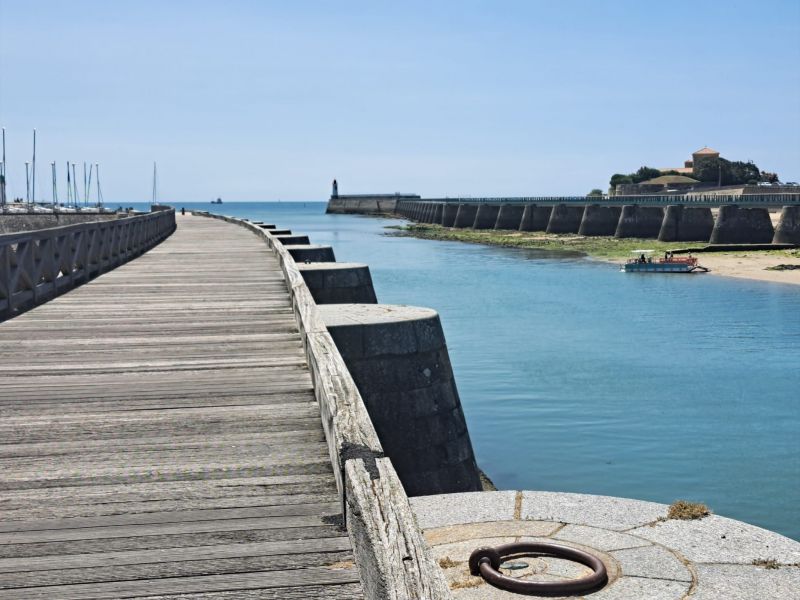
top-left (331, 179), bottom-right (338, 198)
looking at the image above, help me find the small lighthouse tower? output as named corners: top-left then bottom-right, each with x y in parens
top-left (331, 178), bottom-right (338, 198)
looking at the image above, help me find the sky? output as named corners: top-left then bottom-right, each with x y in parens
top-left (1, 0), bottom-right (798, 202)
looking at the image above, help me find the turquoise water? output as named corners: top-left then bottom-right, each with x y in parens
top-left (157, 202), bottom-right (799, 540)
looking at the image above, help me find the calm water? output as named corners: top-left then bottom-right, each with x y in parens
top-left (157, 202), bottom-right (799, 540)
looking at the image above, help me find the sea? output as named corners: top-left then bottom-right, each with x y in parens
top-left (142, 201), bottom-right (799, 540)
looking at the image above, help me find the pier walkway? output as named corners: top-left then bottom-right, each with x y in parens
top-left (0, 215), bottom-right (363, 599)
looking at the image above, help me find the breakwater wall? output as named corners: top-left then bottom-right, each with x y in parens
top-left (391, 198), bottom-right (800, 244)
top-left (0, 211), bottom-right (121, 234)
top-left (326, 194), bottom-right (420, 215)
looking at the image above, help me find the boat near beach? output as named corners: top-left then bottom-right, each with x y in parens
top-left (623, 250), bottom-right (709, 273)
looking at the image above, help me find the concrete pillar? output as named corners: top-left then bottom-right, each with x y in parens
top-left (297, 263), bottom-right (377, 304)
top-left (773, 206), bottom-right (800, 244)
top-left (578, 205), bottom-right (622, 236)
top-left (472, 204), bottom-right (500, 230)
top-left (710, 206), bottom-right (775, 244)
top-left (442, 204), bottom-right (459, 227)
top-left (432, 203), bottom-right (444, 225)
top-left (285, 244), bottom-right (336, 263)
top-left (273, 234), bottom-right (310, 245)
top-left (494, 204), bottom-right (525, 230)
top-left (658, 205), bottom-right (715, 242)
top-left (319, 304), bottom-right (483, 496)
top-left (453, 204), bottom-right (478, 228)
top-left (546, 204), bottom-right (584, 234)
top-left (269, 229), bottom-right (292, 236)
top-left (519, 205), bottom-right (553, 232)
top-left (257, 224), bottom-right (277, 229)
top-left (615, 206), bottom-right (665, 239)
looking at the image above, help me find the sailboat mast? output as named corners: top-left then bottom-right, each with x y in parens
top-left (96, 164), bottom-right (103, 207)
top-left (86, 164), bottom-right (93, 206)
top-left (52, 162), bottom-right (58, 205)
top-left (1, 128), bottom-right (6, 207)
top-left (66, 162), bottom-right (71, 205)
top-left (72, 163), bottom-right (79, 206)
top-left (25, 162), bottom-right (30, 203)
top-left (152, 162), bottom-right (157, 205)
top-left (31, 129), bottom-right (36, 204)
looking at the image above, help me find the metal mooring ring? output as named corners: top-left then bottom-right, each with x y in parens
top-left (469, 542), bottom-right (608, 596)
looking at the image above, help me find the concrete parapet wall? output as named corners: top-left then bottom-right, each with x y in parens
top-left (547, 204), bottom-right (584, 234)
top-left (320, 304), bottom-right (483, 497)
top-left (710, 206), bottom-right (775, 244)
top-left (773, 206), bottom-right (800, 244)
top-left (472, 204), bottom-right (499, 229)
top-left (442, 204), bottom-right (459, 227)
top-left (494, 204), bottom-right (525, 230)
top-left (273, 234), bottom-right (310, 245)
top-left (615, 205), bottom-right (665, 238)
top-left (453, 204), bottom-right (478, 228)
top-left (658, 205), bottom-right (715, 242)
top-left (578, 205), bottom-right (621, 236)
top-left (297, 262), bottom-right (378, 304)
top-left (0, 212), bottom-right (120, 234)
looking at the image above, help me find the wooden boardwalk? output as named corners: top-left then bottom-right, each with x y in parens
top-left (0, 214), bottom-right (363, 599)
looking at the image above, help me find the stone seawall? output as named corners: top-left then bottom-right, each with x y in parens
top-left (0, 212), bottom-right (120, 234)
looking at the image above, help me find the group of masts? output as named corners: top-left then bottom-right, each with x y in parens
top-left (0, 128), bottom-right (104, 209)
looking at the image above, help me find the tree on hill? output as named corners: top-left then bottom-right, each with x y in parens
top-left (694, 158), bottom-right (765, 185)
top-left (610, 173), bottom-right (633, 187)
top-left (587, 188), bottom-right (603, 197)
top-left (631, 166), bottom-right (663, 183)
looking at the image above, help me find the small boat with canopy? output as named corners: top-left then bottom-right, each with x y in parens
top-left (622, 250), bottom-right (709, 273)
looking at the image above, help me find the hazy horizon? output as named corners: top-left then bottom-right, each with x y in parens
top-left (1, 0), bottom-right (798, 202)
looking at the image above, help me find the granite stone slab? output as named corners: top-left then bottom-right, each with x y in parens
top-left (629, 514), bottom-right (800, 564)
top-left (521, 491), bottom-right (666, 530)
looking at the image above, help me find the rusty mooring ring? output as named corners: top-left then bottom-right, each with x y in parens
top-left (469, 542), bottom-right (608, 595)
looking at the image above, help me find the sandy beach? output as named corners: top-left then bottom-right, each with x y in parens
top-left (699, 253), bottom-right (800, 286)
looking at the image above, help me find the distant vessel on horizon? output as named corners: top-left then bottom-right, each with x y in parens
top-left (211, 197), bottom-right (223, 204)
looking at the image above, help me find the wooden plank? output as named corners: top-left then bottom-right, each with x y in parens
top-left (0, 215), bottom-right (362, 598)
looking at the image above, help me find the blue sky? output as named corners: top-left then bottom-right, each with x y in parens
top-left (1, 0), bottom-right (798, 201)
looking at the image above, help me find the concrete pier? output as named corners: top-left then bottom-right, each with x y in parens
top-left (319, 304), bottom-right (483, 497)
top-left (578, 205), bottom-right (622, 236)
top-left (546, 204), bottom-right (584, 234)
top-left (494, 204), bottom-right (525, 230)
top-left (442, 203), bottom-right (459, 227)
top-left (472, 204), bottom-right (500, 230)
top-left (772, 206), bottom-right (800, 244)
top-left (284, 244), bottom-right (336, 262)
top-left (453, 204), bottom-right (478, 228)
top-left (615, 205), bottom-right (665, 238)
top-left (710, 206), bottom-right (775, 244)
top-left (297, 262), bottom-right (378, 304)
top-left (658, 205), bottom-right (715, 242)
